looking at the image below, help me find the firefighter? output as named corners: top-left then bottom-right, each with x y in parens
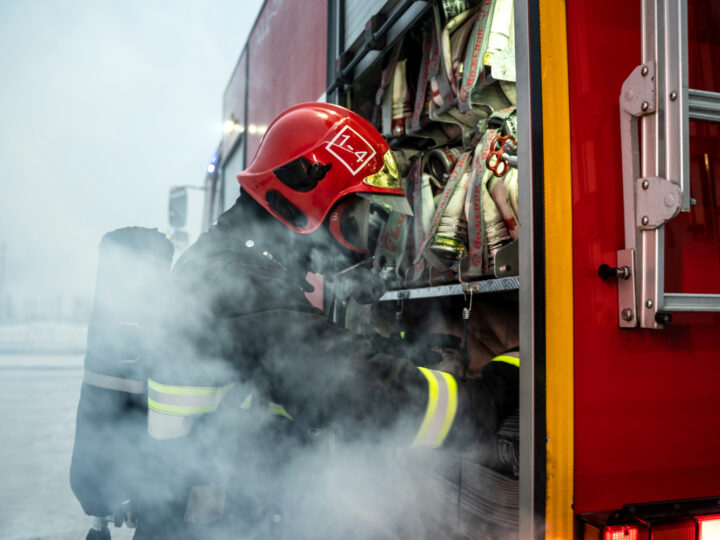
top-left (135, 102), bottom-right (518, 539)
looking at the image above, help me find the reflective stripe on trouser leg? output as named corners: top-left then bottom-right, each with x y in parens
top-left (147, 379), bottom-right (235, 440)
top-left (411, 367), bottom-right (458, 448)
top-left (83, 369), bottom-right (144, 394)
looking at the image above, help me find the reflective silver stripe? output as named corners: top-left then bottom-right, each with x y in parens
top-left (411, 367), bottom-right (458, 448)
top-left (83, 369), bottom-right (144, 394)
top-left (147, 379), bottom-right (234, 440)
top-left (148, 387), bottom-right (228, 409)
top-left (148, 409), bottom-right (195, 440)
top-left (184, 484), bottom-right (226, 524)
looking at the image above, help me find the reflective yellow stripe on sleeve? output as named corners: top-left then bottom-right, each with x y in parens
top-left (148, 379), bottom-right (235, 397)
top-left (491, 353), bottom-right (520, 368)
top-left (411, 367), bottom-right (458, 448)
top-left (268, 402), bottom-right (294, 421)
top-left (147, 379), bottom-right (235, 416)
top-left (147, 379), bottom-right (235, 440)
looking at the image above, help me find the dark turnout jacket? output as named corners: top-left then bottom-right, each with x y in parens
top-left (135, 200), bottom-right (518, 539)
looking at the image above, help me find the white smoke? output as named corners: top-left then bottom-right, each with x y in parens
top-left (61, 196), bottom-right (519, 539)
top-left (0, 1), bottom-right (264, 538)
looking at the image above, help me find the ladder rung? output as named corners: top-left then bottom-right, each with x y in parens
top-left (688, 88), bottom-right (720, 123)
top-left (664, 292), bottom-right (720, 312)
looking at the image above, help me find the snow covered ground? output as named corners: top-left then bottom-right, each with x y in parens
top-left (0, 353), bottom-right (134, 540)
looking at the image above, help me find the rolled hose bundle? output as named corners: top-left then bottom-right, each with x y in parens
top-left (70, 227), bottom-right (173, 519)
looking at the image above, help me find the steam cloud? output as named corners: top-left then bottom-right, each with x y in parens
top-left (70, 199), bottom-right (519, 539)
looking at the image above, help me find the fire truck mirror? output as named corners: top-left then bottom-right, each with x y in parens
top-left (169, 186), bottom-right (188, 228)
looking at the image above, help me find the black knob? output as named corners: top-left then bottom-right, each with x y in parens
top-left (598, 264), bottom-right (628, 280)
top-left (598, 264), bottom-right (614, 280)
top-left (598, 263), bottom-right (631, 280)
top-left (655, 311), bottom-right (673, 325)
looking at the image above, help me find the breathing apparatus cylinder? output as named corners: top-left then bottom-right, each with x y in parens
top-left (70, 227), bottom-right (173, 521)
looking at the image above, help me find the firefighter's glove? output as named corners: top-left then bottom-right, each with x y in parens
top-left (332, 266), bottom-right (386, 305)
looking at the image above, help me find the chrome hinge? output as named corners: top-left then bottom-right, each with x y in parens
top-left (635, 176), bottom-right (681, 229)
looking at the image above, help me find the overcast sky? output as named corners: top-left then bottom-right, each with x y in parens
top-left (0, 0), bottom-right (263, 302)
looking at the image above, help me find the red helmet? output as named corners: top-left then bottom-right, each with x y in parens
top-left (237, 102), bottom-right (410, 239)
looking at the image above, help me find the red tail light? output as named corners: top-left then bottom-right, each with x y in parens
top-left (582, 511), bottom-right (720, 539)
top-left (698, 514), bottom-right (720, 540)
top-left (604, 525), bottom-right (640, 540)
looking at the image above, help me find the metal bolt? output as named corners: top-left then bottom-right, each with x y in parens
top-left (641, 179), bottom-right (649, 190)
top-left (622, 308), bottom-right (634, 321)
top-left (690, 197), bottom-right (697, 206)
top-left (670, 91), bottom-right (678, 101)
top-left (646, 299), bottom-right (654, 309)
top-left (641, 215), bottom-right (649, 225)
top-left (641, 66), bottom-right (649, 76)
top-left (641, 101), bottom-right (649, 111)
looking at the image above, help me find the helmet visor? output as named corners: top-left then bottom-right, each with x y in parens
top-left (363, 150), bottom-right (403, 190)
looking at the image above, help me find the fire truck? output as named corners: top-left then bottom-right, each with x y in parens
top-left (168, 0), bottom-right (720, 538)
